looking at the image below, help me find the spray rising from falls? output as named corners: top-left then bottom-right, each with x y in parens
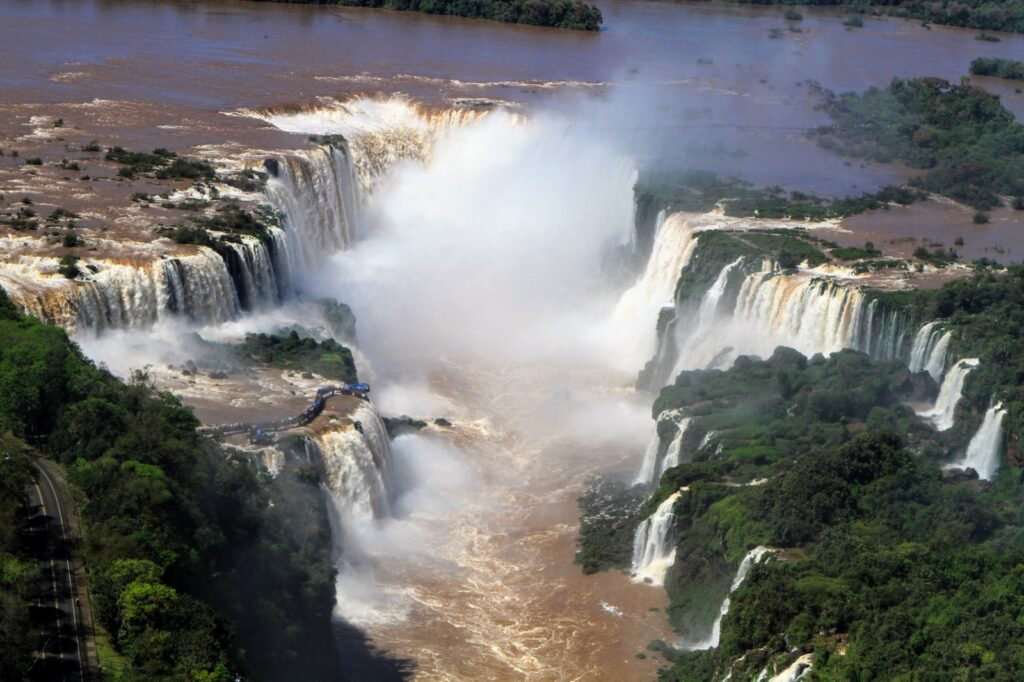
top-left (919, 358), bottom-right (978, 431)
top-left (952, 402), bottom-right (1006, 481)
top-left (631, 491), bottom-right (681, 586)
top-left (689, 547), bottom-right (775, 650)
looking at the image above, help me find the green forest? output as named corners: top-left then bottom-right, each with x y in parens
top-left (731, 0), bottom-right (1024, 33)
top-left (0, 287), bottom-right (342, 681)
top-left (580, 265), bottom-right (1024, 680)
top-left (246, 0), bottom-right (603, 30)
top-left (816, 78), bottom-right (1024, 211)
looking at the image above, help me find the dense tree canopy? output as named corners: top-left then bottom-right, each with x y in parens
top-left (0, 286), bottom-right (341, 680)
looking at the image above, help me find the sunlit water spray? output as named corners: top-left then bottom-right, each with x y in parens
top-left (302, 105), bottom-right (677, 678)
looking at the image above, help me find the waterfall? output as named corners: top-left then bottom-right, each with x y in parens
top-left (613, 213), bottom-right (704, 351)
top-left (263, 145), bottom-right (361, 277)
top-left (635, 429), bottom-right (662, 486)
top-left (908, 322), bottom-right (951, 381)
top-left (635, 413), bottom-right (691, 485)
top-left (695, 257), bottom-right (744, 335)
top-left (660, 417), bottom-right (692, 475)
top-left (732, 272), bottom-right (866, 358)
top-left (631, 491), bottom-right (682, 586)
top-left (951, 402), bottom-right (1006, 480)
top-left (313, 401), bottom-right (394, 521)
top-left (760, 653), bottom-right (815, 682)
top-left (919, 358), bottom-right (978, 431)
top-left (2, 248), bottom-right (240, 334)
top-left (688, 546), bottom-right (774, 650)
top-left (922, 331), bottom-right (952, 382)
top-left (857, 298), bottom-right (910, 361)
top-left (219, 232), bottom-right (283, 310)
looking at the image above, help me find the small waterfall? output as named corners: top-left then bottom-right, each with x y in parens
top-left (660, 417), bottom-right (692, 475)
top-left (3, 248), bottom-right (240, 333)
top-left (263, 144), bottom-right (361, 277)
top-left (613, 213), bottom-right (704, 351)
top-left (908, 321), bottom-right (951, 381)
top-left (635, 413), bottom-right (691, 485)
top-left (631, 491), bottom-right (682, 586)
top-left (219, 233), bottom-right (283, 310)
top-left (952, 402), bottom-right (1006, 480)
top-left (908, 321), bottom-right (937, 371)
top-left (689, 546), bottom-right (774, 650)
top-left (695, 257), bottom-right (744, 335)
top-left (314, 401), bottom-right (394, 521)
top-left (760, 653), bottom-right (815, 682)
top-left (922, 331), bottom-right (952, 382)
top-left (919, 358), bottom-right (978, 431)
top-left (854, 298), bottom-right (909, 361)
top-left (635, 429), bottom-right (662, 486)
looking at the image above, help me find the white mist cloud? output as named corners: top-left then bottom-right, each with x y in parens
top-left (306, 106), bottom-right (639, 376)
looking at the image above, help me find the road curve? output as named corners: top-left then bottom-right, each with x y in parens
top-left (27, 459), bottom-right (90, 681)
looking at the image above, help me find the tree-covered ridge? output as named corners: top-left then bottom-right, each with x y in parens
top-left (629, 348), bottom-right (1024, 680)
top-left (733, 0), bottom-right (1024, 33)
top-left (816, 78), bottom-right (1024, 211)
top-left (0, 286), bottom-right (341, 680)
top-left (868, 265), bottom-right (1024, 446)
top-left (634, 170), bottom-right (923, 222)
top-left (247, 0), bottom-right (603, 30)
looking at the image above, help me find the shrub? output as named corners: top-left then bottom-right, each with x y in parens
top-left (57, 254), bottom-right (81, 279)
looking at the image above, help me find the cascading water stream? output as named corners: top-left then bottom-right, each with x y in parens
top-left (631, 491), bottom-right (682, 586)
top-left (635, 413), bottom-right (690, 485)
top-left (919, 358), bottom-right (978, 430)
top-left (908, 322), bottom-right (951, 381)
top-left (314, 401), bottom-right (394, 522)
top-left (951, 402), bottom-right (1006, 480)
top-left (613, 213), bottom-right (704, 357)
top-left (263, 146), bottom-right (361, 279)
top-left (687, 546), bottom-right (774, 650)
top-left (2, 248), bottom-right (241, 334)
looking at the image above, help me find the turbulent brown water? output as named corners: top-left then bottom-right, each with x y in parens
top-left (345, 361), bottom-right (673, 680)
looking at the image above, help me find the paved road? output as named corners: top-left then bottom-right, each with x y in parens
top-left (26, 460), bottom-right (89, 682)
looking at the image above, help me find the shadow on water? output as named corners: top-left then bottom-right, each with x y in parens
top-left (334, 619), bottom-right (416, 682)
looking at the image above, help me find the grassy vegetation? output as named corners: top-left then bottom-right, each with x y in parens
top-left (246, 0), bottom-right (602, 29)
top-left (635, 170), bottom-right (924, 223)
top-left (237, 330), bottom-right (359, 383)
top-left (0, 287), bottom-right (342, 680)
top-left (971, 56), bottom-right (1024, 80)
top-left (732, 0), bottom-right (1024, 33)
top-left (588, 265), bottom-right (1024, 680)
top-left (645, 349), bottom-right (941, 640)
top-left (575, 479), bottom-right (649, 574)
top-left (58, 254), bottom-right (81, 279)
top-left (105, 146), bottom-right (215, 181)
top-left (815, 78), bottom-right (1024, 211)
top-left (608, 342), bottom-right (1024, 679)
